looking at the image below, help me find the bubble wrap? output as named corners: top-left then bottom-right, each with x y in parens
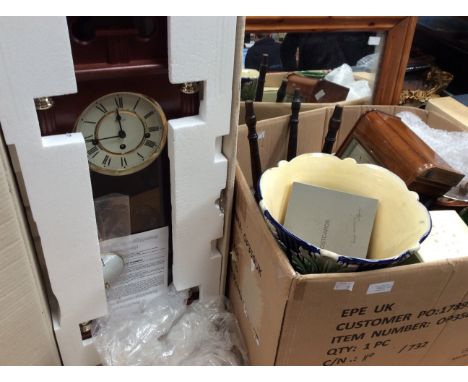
top-left (397, 111), bottom-right (468, 201)
top-left (92, 286), bottom-right (248, 366)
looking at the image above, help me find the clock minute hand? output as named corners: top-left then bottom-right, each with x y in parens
top-left (85, 135), bottom-right (120, 143)
top-left (115, 109), bottom-right (126, 138)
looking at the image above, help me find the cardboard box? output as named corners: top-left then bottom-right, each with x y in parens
top-left (0, 133), bottom-right (61, 365)
top-left (426, 97), bottom-right (468, 132)
top-left (228, 105), bottom-right (468, 366)
top-left (0, 16), bottom-right (241, 365)
top-left (265, 71), bottom-right (290, 88)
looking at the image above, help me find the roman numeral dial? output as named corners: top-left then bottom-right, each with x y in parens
top-left (74, 92), bottom-right (168, 176)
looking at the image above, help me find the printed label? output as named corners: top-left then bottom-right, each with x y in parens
top-left (367, 281), bottom-right (394, 295)
top-left (315, 89), bottom-right (326, 101)
top-left (368, 36), bottom-right (381, 46)
top-left (334, 281), bottom-right (355, 291)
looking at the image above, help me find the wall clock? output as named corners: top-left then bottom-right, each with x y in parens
top-left (34, 17), bottom-right (194, 224)
top-left (34, 17), bottom-right (200, 340)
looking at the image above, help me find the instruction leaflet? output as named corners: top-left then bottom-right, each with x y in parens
top-left (99, 227), bottom-right (169, 313)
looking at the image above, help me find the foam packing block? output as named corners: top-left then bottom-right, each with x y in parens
top-left (167, 17), bottom-right (237, 297)
top-left (418, 210), bottom-right (468, 262)
top-left (0, 16), bottom-right (238, 365)
top-left (0, 17), bottom-right (107, 365)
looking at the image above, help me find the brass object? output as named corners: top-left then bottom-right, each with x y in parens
top-left (216, 189), bottom-right (226, 214)
top-left (180, 82), bottom-right (200, 95)
top-left (80, 321), bottom-right (93, 340)
top-left (34, 97), bottom-right (54, 110)
top-left (399, 67), bottom-right (454, 106)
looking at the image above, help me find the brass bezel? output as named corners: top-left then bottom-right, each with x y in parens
top-left (73, 91), bottom-right (168, 176)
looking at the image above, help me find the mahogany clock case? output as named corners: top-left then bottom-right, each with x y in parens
top-left (336, 110), bottom-right (464, 200)
top-left (35, 17), bottom-right (197, 218)
top-left (39, 17), bottom-right (186, 137)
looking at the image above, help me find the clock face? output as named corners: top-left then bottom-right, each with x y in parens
top-left (340, 138), bottom-right (378, 165)
top-left (74, 92), bottom-right (168, 176)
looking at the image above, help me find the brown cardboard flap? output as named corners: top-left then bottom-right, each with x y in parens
top-left (228, 166), bottom-right (295, 365)
top-left (426, 97), bottom-right (468, 132)
top-left (426, 111), bottom-right (465, 133)
top-left (238, 99), bottom-right (371, 126)
top-left (0, 137), bottom-right (61, 365)
top-left (277, 260), bottom-right (464, 365)
top-left (238, 110), bottom-right (326, 188)
top-left (418, 258), bottom-right (468, 365)
top-left (265, 72), bottom-right (289, 88)
top-left (238, 102), bottom-right (323, 125)
top-left (218, 17), bottom-right (246, 295)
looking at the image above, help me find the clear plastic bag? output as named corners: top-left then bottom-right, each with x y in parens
top-left (93, 193), bottom-right (131, 289)
top-left (94, 193), bottom-right (131, 242)
top-left (353, 53), bottom-right (380, 73)
top-left (325, 64), bottom-right (372, 101)
top-left (325, 63), bottom-right (355, 87)
top-left (92, 285), bottom-right (248, 366)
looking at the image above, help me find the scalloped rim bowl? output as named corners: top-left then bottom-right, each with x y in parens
top-left (258, 153), bottom-right (432, 272)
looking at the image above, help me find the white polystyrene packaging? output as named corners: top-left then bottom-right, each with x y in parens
top-left (92, 285), bottom-right (248, 366)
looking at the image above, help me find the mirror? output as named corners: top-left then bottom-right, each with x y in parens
top-left (242, 17), bottom-right (418, 105)
top-left (241, 31), bottom-right (385, 104)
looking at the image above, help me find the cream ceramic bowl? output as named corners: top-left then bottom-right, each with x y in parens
top-left (258, 153), bottom-right (432, 273)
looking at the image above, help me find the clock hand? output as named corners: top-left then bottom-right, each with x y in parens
top-left (115, 109), bottom-right (126, 138)
top-left (85, 135), bottom-right (120, 143)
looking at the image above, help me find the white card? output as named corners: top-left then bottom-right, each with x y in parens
top-left (368, 36), bottom-right (381, 46)
top-left (283, 182), bottom-right (378, 259)
top-left (99, 227), bottom-right (169, 313)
